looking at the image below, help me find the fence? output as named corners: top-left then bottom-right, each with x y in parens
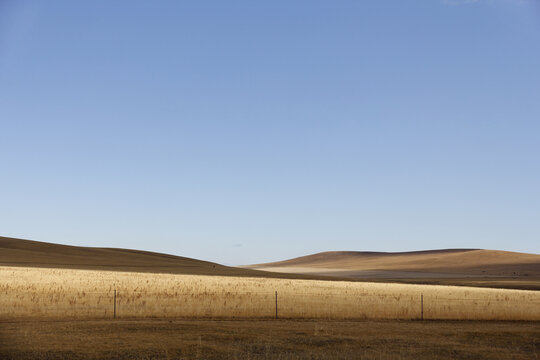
top-left (3, 288), bottom-right (540, 321)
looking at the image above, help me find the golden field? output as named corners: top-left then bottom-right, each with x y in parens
top-left (1, 266), bottom-right (540, 321)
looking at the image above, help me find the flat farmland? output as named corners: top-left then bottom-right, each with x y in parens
top-left (1, 266), bottom-right (540, 321)
top-left (1, 319), bottom-right (539, 359)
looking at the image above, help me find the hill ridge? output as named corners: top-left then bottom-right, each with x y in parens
top-left (246, 248), bottom-right (540, 290)
top-left (0, 236), bottom-right (318, 280)
top-left (257, 249), bottom-right (481, 267)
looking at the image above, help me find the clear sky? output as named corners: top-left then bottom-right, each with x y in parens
top-left (1, 0), bottom-right (539, 265)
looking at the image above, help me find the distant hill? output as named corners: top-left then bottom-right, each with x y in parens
top-left (3, 236), bottom-right (539, 290)
top-left (247, 249), bottom-right (540, 290)
top-left (0, 236), bottom-right (317, 280)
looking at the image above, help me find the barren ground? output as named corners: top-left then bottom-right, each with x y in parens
top-left (1, 319), bottom-right (539, 360)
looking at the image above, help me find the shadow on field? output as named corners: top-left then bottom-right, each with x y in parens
top-left (0, 319), bottom-right (539, 360)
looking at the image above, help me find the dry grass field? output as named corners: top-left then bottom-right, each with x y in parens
top-left (2, 238), bottom-right (540, 359)
top-left (1, 266), bottom-right (540, 321)
top-left (1, 319), bottom-right (539, 360)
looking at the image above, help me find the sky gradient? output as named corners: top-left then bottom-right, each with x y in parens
top-left (1, 0), bottom-right (539, 265)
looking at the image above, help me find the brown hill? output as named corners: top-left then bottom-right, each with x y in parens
top-left (3, 236), bottom-right (539, 290)
top-left (248, 249), bottom-right (540, 290)
top-left (0, 236), bottom-right (319, 280)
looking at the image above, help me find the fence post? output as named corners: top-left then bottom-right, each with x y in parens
top-left (275, 291), bottom-right (278, 320)
top-left (421, 294), bottom-right (424, 321)
top-left (114, 289), bottom-right (117, 319)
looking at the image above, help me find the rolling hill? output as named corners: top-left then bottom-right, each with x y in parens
top-left (2, 236), bottom-right (539, 289)
top-left (247, 249), bottom-right (540, 290)
top-left (0, 236), bottom-right (316, 280)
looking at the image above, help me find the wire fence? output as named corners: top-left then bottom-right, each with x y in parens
top-left (3, 288), bottom-right (540, 321)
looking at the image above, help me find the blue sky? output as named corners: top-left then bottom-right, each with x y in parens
top-left (1, 0), bottom-right (539, 265)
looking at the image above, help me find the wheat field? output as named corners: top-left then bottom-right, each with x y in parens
top-left (1, 266), bottom-right (539, 320)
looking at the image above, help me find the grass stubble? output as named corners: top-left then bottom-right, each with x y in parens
top-left (0, 318), bottom-right (539, 359)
